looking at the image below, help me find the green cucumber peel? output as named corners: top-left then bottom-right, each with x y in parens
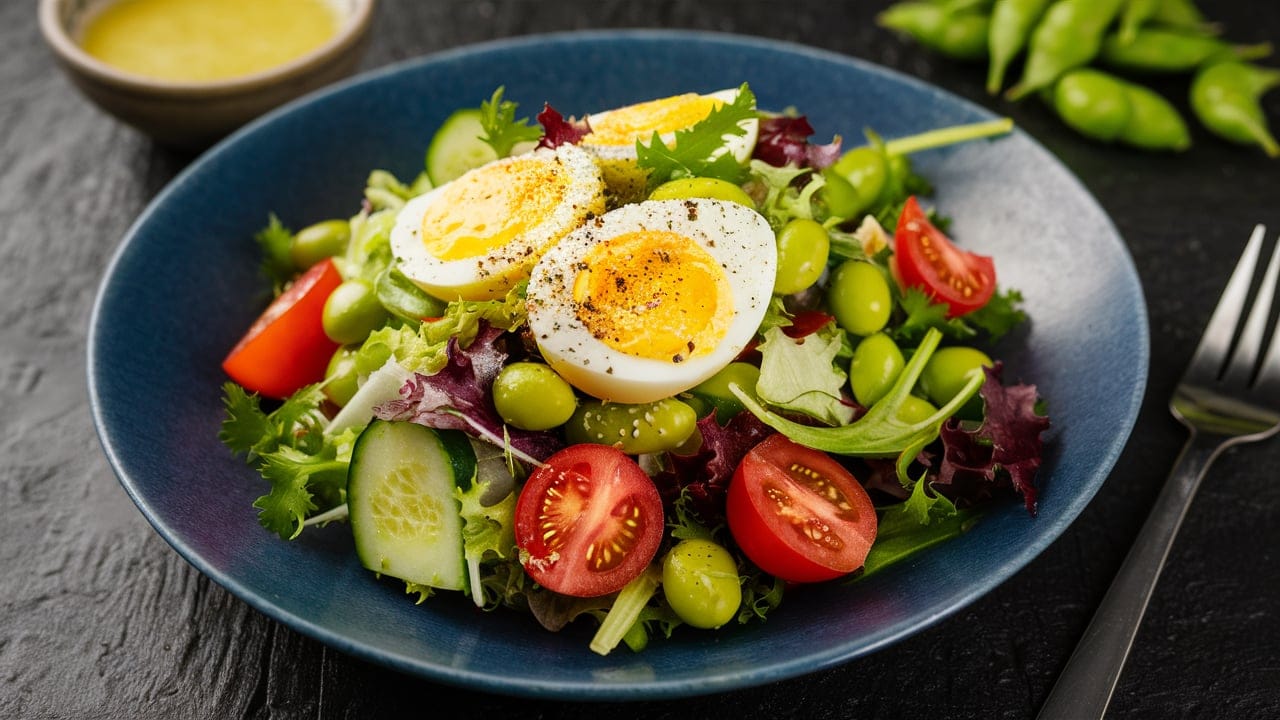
top-left (729, 327), bottom-right (984, 457)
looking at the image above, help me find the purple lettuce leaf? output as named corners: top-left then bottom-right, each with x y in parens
top-left (536, 104), bottom-right (592, 149)
top-left (374, 322), bottom-right (563, 463)
top-left (753, 116), bottom-right (842, 170)
top-left (653, 411), bottom-right (774, 525)
top-left (933, 364), bottom-right (1050, 516)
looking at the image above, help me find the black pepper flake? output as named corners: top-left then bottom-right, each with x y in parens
top-left (672, 354), bottom-right (684, 363)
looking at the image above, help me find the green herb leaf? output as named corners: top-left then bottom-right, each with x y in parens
top-left (636, 83), bottom-right (757, 188)
top-left (479, 86), bottom-right (543, 158)
top-left (255, 214), bottom-right (296, 295)
top-left (858, 479), bottom-right (982, 578)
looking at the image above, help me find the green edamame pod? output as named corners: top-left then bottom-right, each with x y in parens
top-left (1151, 0), bottom-right (1217, 34)
top-left (1117, 0), bottom-right (1160, 45)
top-left (1100, 28), bottom-right (1273, 74)
top-left (1005, 0), bottom-right (1127, 101)
top-left (986, 0), bottom-right (1052, 95)
top-left (1190, 61), bottom-right (1280, 157)
top-left (1051, 69), bottom-right (1190, 150)
top-left (565, 398), bottom-right (698, 455)
top-left (878, 1), bottom-right (991, 61)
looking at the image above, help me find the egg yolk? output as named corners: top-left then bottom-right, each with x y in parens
top-left (584, 93), bottom-right (722, 147)
top-left (571, 230), bottom-right (732, 363)
top-left (419, 157), bottom-right (571, 261)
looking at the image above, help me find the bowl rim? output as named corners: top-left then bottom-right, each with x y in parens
top-left (37, 0), bottom-right (377, 98)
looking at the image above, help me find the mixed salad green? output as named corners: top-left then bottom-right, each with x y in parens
top-left (219, 83), bottom-right (1050, 655)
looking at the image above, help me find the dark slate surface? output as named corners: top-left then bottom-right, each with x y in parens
top-left (3, 1), bottom-right (1278, 718)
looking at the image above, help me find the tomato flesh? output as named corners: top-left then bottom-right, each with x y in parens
top-left (892, 196), bottom-right (995, 318)
top-left (514, 444), bottom-right (664, 597)
top-left (726, 434), bottom-right (877, 583)
top-left (222, 258), bottom-right (342, 399)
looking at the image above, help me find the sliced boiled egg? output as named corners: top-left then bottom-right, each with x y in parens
top-left (578, 88), bottom-right (760, 201)
top-left (526, 198), bottom-right (776, 404)
top-left (390, 143), bottom-right (605, 301)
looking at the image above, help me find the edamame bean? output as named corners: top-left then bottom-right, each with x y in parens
top-left (849, 332), bottom-right (905, 407)
top-left (1005, 0), bottom-right (1127, 100)
top-left (689, 362), bottom-right (761, 423)
top-left (493, 362), bottom-right (578, 430)
top-left (774, 219), bottom-right (830, 295)
top-left (566, 398), bottom-right (698, 454)
top-left (986, 0), bottom-right (1052, 95)
top-left (322, 278), bottom-right (389, 344)
top-left (648, 177), bottom-right (756, 208)
top-left (1051, 69), bottom-right (1191, 151)
top-left (878, 2), bottom-right (992, 61)
top-left (824, 146), bottom-right (889, 219)
top-left (828, 260), bottom-right (893, 336)
top-left (1190, 61), bottom-right (1280, 157)
top-left (290, 219), bottom-right (350, 270)
top-left (322, 345), bottom-right (361, 407)
top-left (920, 345), bottom-right (992, 419)
top-left (1100, 28), bottom-right (1272, 74)
top-left (662, 539), bottom-right (742, 629)
top-left (897, 394), bottom-right (939, 425)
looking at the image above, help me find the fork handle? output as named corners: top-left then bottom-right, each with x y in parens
top-left (1036, 432), bottom-right (1227, 720)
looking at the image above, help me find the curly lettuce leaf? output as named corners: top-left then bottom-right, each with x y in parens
top-left (535, 103), bottom-right (591, 149)
top-left (752, 115), bottom-right (841, 169)
top-left (733, 327), bottom-right (983, 459)
top-left (935, 364), bottom-right (1049, 515)
top-left (755, 325), bottom-right (855, 426)
top-left (373, 323), bottom-right (563, 464)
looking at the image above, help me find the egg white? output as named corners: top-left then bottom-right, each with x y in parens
top-left (579, 88), bottom-right (759, 164)
top-left (526, 198), bottom-right (777, 404)
top-left (389, 143), bottom-right (605, 301)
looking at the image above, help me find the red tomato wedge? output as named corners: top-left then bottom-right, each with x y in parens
top-left (726, 434), bottom-right (877, 583)
top-left (222, 258), bottom-right (342, 399)
top-left (514, 444), bottom-right (664, 598)
top-left (892, 195), bottom-right (995, 317)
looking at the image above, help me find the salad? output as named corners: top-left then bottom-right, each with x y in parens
top-left (218, 83), bottom-right (1050, 655)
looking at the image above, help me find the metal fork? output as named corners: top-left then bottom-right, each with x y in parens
top-left (1036, 224), bottom-right (1280, 720)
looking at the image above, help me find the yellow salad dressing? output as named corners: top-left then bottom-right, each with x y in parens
top-left (78, 0), bottom-right (341, 82)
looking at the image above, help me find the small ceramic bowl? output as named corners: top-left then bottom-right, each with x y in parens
top-left (39, 0), bottom-right (376, 151)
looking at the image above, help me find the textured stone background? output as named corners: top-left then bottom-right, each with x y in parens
top-left (3, 2), bottom-right (1278, 718)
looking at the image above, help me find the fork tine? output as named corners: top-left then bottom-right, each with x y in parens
top-left (1250, 235), bottom-right (1280, 397)
top-left (1185, 224), bottom-right (1267, 384)
top-left (1222, 227), bottom-right (1280, 386)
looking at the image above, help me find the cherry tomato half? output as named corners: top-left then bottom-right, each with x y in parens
top-left (514, 444), bottom-right (664, 598)
top-left (891, 196), bottom-right (995, 318)
top-left (222, 258), bottom-right (343, 399)
top-left (726, 434), bottom-right (877, 583)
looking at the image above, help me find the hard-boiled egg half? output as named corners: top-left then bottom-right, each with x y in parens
top-left (578, 88), bottom-right (760, 201)
top-left (390, 143), bottom-right (606, 301)
top-left (526, 198), bottom-right (776, 404)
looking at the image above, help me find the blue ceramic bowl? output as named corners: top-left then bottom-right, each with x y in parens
top-left (88, 30), bottom-right (1148, 700)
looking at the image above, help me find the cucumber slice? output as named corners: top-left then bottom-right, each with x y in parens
top-left (348, 420), bottom-right (477, 592)
top-left (425, 108), bottom-right (498, 185)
